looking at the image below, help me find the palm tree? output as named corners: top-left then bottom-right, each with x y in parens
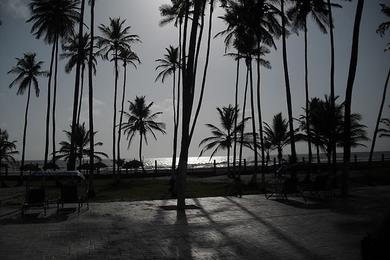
top-left (276, 0), bottom-right (297, 164)
top-left (56, 123), bottom-right (108, 168)
top-left (61, 31), bottom-right (97, 124)
top-left (264, 113), bottom-right (296, 164)
top-left (117, 47), bottom-right (140, 175)
top-left (199, 105), bottom-right (248, 173)
top-left (378, 115), bottom-right (390, 138)
top-left (377, 3), bottom-right (390, 51)
top-left (302, 96), bottom-right (368, 164)
top-left (8, 53), bottom-right (47, 179)
top-left (69, 0), bottom-right (85, 171)
top-left (369, 69), bottom-right (390, 164)
top-left (27, 0), bottom-right (80, 167)
top-left (96, 17), bottom-right (140, 176)
top-left (288, 0), bottom-right (330, 163)
top-left (155, 46), bottom-right (180, 173)
top-left (343, 0), bottom-right (365, 196)
top-left (121, 96), bottom-right (166, 171)
top-left (0, 129), bottom-right (19, 185)
top-left (87, 0), bottom-right (96, 196)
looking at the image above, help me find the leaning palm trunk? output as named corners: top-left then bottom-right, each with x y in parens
top-left (52, 38), bottom-right (59, 162)
top-left (233, 56), bottom-right (240, 176)
top-left (256, 44), bottom-right (265, 185)
top-left (21, 82), bottom-right (32, 180)
top-left (343, 0), bottom-right (364, 197)
top-left (189, 0), bottom-right (215, 141)
top-left (281, 0), bottom-right (297, 163)
top-left (77, 65), bottom-right (85, 125)
top-left (327, 0), bottom-right (337, 171)
top-left (369, 67), bottom-right (390, 164)
top-left (304, 22), bottom-right (312, 163)
top-left (248, 60), bottom-right (258, 185)
top-left (44, 39), bottom-right (56, 168)
top-left (88, 0), bottom-right (95, 197)
top-left (69, 0), bottom-right (85, 170)
top-left (117, 62), bottom-right (128, 180)
top-left (239, 68), bottom-right (249, 170)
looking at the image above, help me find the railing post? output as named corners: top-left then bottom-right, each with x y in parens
top-left (213, 160), bottom-right (216, 174)
top-left (154, 160), bottom-right (157, 175)
top-left (382, 154), bottom-right (385, 166)
top-left (244, 159), bottom-right (247, 172)
top-left (273, 157), bottom-right (276, 166)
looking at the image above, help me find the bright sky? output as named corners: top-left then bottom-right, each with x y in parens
top-left (0, 0), bottom-right (389, 161)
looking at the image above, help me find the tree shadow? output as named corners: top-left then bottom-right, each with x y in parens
top-left (223, 196), bottom-right (323, 259)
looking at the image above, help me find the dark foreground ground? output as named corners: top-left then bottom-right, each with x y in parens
top-left (0, 185), bottom-right (389, 260)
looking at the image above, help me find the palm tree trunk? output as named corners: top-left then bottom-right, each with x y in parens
top-left (189, 0), bottom-right (214, 141)
top-left (304, 21), bottom-right (312, 163)
top-left (139, 134), bottom-right (144, 172)
top-left (112, 49), bottom-right (119, 177)
top-left (343, 0), bottom-right (364, 197)
top-left (69, 0), bottom-right (85, 170)
top-left (117, 63), bottom-right (127, 180)
top-left (327, 0), bottom-right (337, 173)
top-left (369, 67), bottom-right (390, 164)
top-left (177, 0), bottom-right (201, 211)
top-left (193, 0), bottom-right (207, 81)
top-left (77, 65), bottom-right (85, 125)
top-left (44, 40), bottom-right (56, 168)
top-left (248, 60), bottom-right (258, 185)
top-left (227, 144), bottom-right (230, 174)
top-left (256, 43), bottom-right (265, 185)
top-left (233, 56), bottom-right (240, 175)
top-left (21, 82), bottom-right (32, 179)
top-left (52, 38), bottom-right (59, 163)
top-left (316, 144), bottom-right (320, 164)
top-left (171, 70), bottom-right (177, 173)
top-left (88, 0), bottom-right (95, 197)
top-left (239, 68), bottom-right (249, 170)
top-left (172, 21), bottom-right (182, 176)
top-left (281, 0), bottom-right (297, 163)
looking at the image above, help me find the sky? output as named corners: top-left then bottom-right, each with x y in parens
top-left (0, 0), bottom-right (389, 161)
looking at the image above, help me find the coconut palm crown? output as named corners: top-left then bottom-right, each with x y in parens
top-left (121, 96), bottom-right (166, 168)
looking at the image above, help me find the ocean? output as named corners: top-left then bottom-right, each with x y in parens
top-left (5, 151), bottom-right (390, 173)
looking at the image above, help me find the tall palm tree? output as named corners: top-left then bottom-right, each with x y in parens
top-left (155, 46), bottom-right (180, 173)
top-left (288, 0), bottom-right (330, 163)
top-left (343, 0), bottom-right (365, 196)
top-left (69, 0), bottom-right (85, 171)
top-left (121, 96), bottom-right (166, 171)
top-left (8, 53), bottom-right (47, 179)
top-left (61, 31), bottom-right (97, 124)
top-left (279, 0), bottom-right (297, 163)
top-left (97, 17), bottom-right (140, 176)
top-left (27, 0), bottom-right (80, 166)
top-left (324, 0), bottom-right (342, 170)
top-left (87, 0), bottom-right (96, 196)
top-left (117, 47), bottom-right (140, 174)
top-left (56, 123), bottom-right (108, 169)
top-left (199, 105), bottom-right (248, 173)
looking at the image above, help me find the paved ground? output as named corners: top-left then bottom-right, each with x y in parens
top-left (1, 186), bottom-right (390, 260)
